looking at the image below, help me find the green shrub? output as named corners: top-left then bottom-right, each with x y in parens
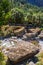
top-left (0, 52), bottom-right (4, 61)
top-left (0, 52), bottom-right (4, 65)
top-left (0, 0), bottom-right (10, 25)
top-left (36, 61), bottom-right (43, 65)
top-left (5, 8), bottom-right (25, 24)
top-left (0, 52), bottom-right (7, 65)
top-left (36, 52), bottom-right (43, 65)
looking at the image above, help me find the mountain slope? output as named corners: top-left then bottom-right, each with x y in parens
top-left (28, 0), bottom-right (43, 7)
top-left (13, 0), bottom-right (43, 7)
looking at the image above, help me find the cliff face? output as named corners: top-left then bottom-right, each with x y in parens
top-left (28, 0), bottom-right (43, 6)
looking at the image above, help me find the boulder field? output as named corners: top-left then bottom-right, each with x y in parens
top-left (0, 25), bottom-right (41, 39)
top-left (0, 25), bottom-right (42, 64)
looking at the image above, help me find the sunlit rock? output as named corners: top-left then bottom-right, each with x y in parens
top-left (26, 28), bottom-right (41, 38)
top-left (0, 25), bottom-right (25, 37)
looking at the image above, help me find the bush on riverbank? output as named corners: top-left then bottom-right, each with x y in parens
top-left (36, 52), bottom-right (43, 65)
top-left (0, 0), bottom-right (10, 26)
top-left (0, 52), bottom-right (7, 65)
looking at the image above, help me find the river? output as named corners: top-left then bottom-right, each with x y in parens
top-left (0, 36), bottom-right (43, 52)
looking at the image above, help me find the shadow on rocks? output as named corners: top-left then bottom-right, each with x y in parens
top-left (6, 56), bottom-right (38, 65)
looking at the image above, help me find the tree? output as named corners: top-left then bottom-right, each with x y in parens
top-left (14, 11), bottom-right (24, 24)
top-left (1, 0), bottom-right (10, 13)
top-left (0, 0), bottom-right (10, 25)
top-left (27, 13), bottom-right (33, 24)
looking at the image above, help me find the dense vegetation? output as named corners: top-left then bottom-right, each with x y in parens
top-left (36, 52), bottom-right (43, 65)
top-left (0, 0), bottom-right (43, 27)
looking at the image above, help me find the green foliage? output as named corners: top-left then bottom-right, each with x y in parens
top-left (0, 51), bottom-right (7, 65)
top-left (40, 28), bottom-right (43, 30)
top-left (0, 0), bottom-right (10, 25)
top-left (36, 52), bottom-right (43, 65)
top-left (5, 8), bottom-right (24, 24)
top-left (0, 52), bottom-right (4, 65)
top-left (13, 9), bottom-right (24, 24)
top-left (0, 0), bottom-right (10, 13)
top-left (0, 0), bottom-right (43, 26)
top-left (0, 52), bottom-right (4, 61)
top-left (36, 61), bottom-right (43, 65)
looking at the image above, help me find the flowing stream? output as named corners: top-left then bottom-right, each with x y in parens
top-left (38, 40), bottom-right (43, 50)
top-left (0, 36), bottom-right (43, 53)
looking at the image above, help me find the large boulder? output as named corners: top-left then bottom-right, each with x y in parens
top-left (0, 25), bottom-right (25, 37)
top-left (1, 39), bottom-right (39, 64)
top-left (14, 26), bottom-right (25, 37)
top-left (28, 28), bottom-right (41, 34)
top-left (26, 28), bottom-right (41, 38)
top-left (26, 33), bottom-right (36, 38)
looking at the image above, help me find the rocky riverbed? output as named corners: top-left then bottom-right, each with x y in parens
top-left (0, 28), bottom-right (43, 65)
top-left (0, 36), bottom-right (43, 65)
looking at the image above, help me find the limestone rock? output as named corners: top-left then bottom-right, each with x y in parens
top-left (0, 25), bottom-right (25, 37)
top-left (14, 26), bottom-right (25, 36)
top-left (26, 33), bottom-right (36, 38)
top-left (28, 28), bottom-right (41, 34)
top-left (4, 40), bottom-right (39, 64)
top-left (26, 28), bottom-right (41, 38)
